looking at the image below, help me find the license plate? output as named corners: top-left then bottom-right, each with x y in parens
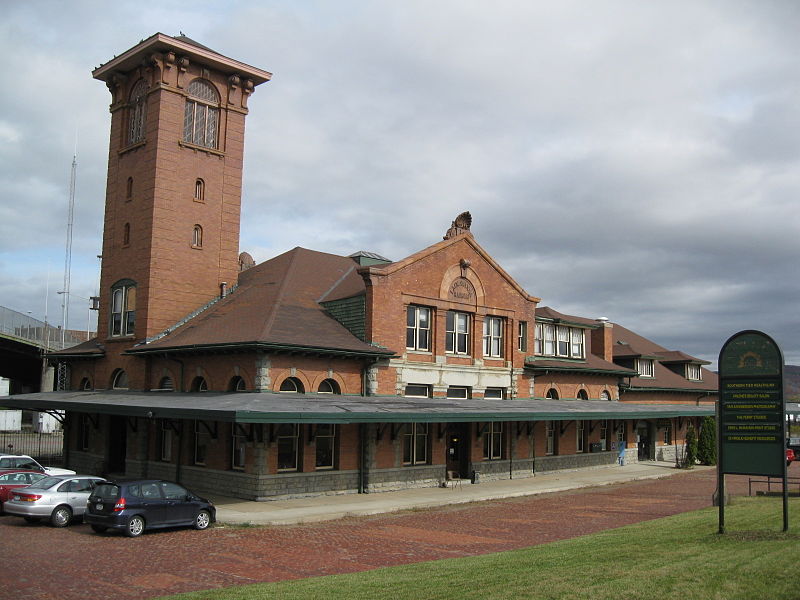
top-left (96, 503), bottom-right (103, 510)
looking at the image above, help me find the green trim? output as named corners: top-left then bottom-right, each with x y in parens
top-left (623, 386), bottom-right (718, 394)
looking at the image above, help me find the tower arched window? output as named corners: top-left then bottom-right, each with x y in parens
top-left (126, 177), bottom-right (133, 201)
top-left (110, 279), bottom-right (136, 337)
top-left (192, 225), bottom-right (203, 248)
top-left (183, 79), bottom-right (220, 149)
top-left (318, 379), bottom-right (340, 394)
top-left (128, 79), bottom-right (148, 145)
top-left (122, 223), bottom-right (131, 246)
top-left (194, 178), bottom-right (205, 202)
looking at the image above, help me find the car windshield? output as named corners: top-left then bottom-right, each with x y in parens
top-left (26, 476), bottom-right (62, 490)
top-left (93, 483), bottom-right (121, 500)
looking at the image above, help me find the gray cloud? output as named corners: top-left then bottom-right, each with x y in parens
top-left (1, 0), bottom-right (798, 366)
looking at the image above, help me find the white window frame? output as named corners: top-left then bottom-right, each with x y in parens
top-left (543, 324), bottom-right (556, 356)
top-left (483, 316), bottom-right (504, 358)
top-left (402, 423), bottom-right (428, 465)
top-left (446, 386), bottom-right (470, 400)
top-left (600, 420), bottom-right (608, 451)
top-left (276, 424), bottom-right (299, 471)
top-left (406, 305), bottom-right (431, 352)
top-left (483, 422), bottom-right (503, 460)
top-left (110, 282), bottom-right (136, 337)
top-left (484, 387), bottom-right (505, 400)
top-left (686, 364), bottom-right (702, 381)
top-left (570, 328), bottom-right (584, 358)
top-left (404, 384), bottom-right (431, 398)
top-left (556, 326), bottom-right (570, 357)
top-left (546, 421), bottom-right (555, 455)
top-left (517, 321), bottom-right (528, 353)
top-left (183, 79), bottom-right (220, 149)
top-left (446, 311), bottom-right (471, 355)
top-left (576, 420), bottom-right (586, 453)
top-left (637, 359), bottom-right (655, 378)
top-left (534, 323), bottom-right (543, 355)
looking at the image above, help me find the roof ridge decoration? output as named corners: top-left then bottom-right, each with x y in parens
top-left (443, 211), bottom-right (472, 240)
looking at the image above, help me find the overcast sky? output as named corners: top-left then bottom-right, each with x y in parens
top-left (2, 1), bottom-right (798, 366)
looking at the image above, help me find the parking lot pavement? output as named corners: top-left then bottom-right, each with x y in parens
top-left (0, 466), bottom-right (777, 600)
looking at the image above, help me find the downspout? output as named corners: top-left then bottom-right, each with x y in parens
top-left (358, 359), bottom-right (375, 494)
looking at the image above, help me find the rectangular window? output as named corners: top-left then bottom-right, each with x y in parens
top-left (484, 387), bottom-right (505, 400)
top-left (638, 359), bottom-right (655, 378)
top-left (686, 364), bottom-right (702, 381)
top-left (160, 421), bottom-right (172, 462)
top-left (276, 424), bottom-right (299, 471)
top-left (315, 424), bottom-right (336, 470)
top-left (446, 386), bottom-right (470, 400)
top-left (576, 420), bottom-right (586, 453)
top-left (404, 384), bottom-right (431, 398)
top-left (194, 420), bottom-right (209, 465)
top-left (663, 422), bottom-right (672, 445)
top-left (600, 420), bottom-right (608, 451)
top-left (406, 306), bottom-right (431, 352)
top-left (446, 311), bottom-right (471, 355)
top-left (617, 423), bottom-right (627, 443)
top-left (546, 421), bottom-right (555, 455)
top-left (570, 328), bottom-right (584, 358)
top-left (483, 422), bottom-right (503, 460)
top-left (518, 321), bottom-right (528, 352)
top-left (402, 423), bottom-right (428, 465)
top-left (534, 323), bottom-right (543, 355)
top-left (543, 324), bottom-right (556, 356)
top-left (557, 326), bottom-right (570, 357)
top-left (483, 316), bottom-right (504, 358)
top-left (110, 284), bottom-right (136, 337)
top-left (231, 424), bottom-right (246, 470)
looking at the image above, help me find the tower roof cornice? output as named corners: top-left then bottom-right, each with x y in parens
top-left (92, 32), bottom-right (272, 85)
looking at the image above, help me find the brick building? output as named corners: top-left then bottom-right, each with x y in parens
top-left (3, 34), bottom-right (716, 500)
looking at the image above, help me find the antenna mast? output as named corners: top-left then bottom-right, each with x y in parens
top-left (61, 154), bottom-right (77, 349)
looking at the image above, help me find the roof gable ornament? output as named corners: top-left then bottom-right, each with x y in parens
top-left (443, 211), bottom-right (472, 240)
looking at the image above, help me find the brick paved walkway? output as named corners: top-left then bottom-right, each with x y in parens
top-left (0, 469), bottom-right (756, 600)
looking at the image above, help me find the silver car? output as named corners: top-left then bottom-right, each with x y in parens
top-left (3, 474), bottom-right (104, 527)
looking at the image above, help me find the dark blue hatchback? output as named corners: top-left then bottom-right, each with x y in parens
top-left (85, 479), bottom-right (215, 537)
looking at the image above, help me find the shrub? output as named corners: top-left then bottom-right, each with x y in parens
top-left (683, 423), bottom-right (698, 468)
top-left (698, 416), bottom-right (717, 465)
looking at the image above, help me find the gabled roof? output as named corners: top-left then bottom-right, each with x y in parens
top-left (359, 232), bottom-right (540, 303)
top-left (535, 306), bottom-right (601, 328)
top-left (47, 338), bottom-right (105, 359)
top-left (129, 247), bottom-right (393, 358)
top-left (610, 322), bottom-right (718, 393)
top-left (655, 350), bottom-right (710, 365)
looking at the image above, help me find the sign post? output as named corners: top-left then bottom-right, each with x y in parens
top-left (717, 330), bottom-right (787, 533)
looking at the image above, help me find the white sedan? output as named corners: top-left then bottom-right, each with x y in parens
top-left (0, 455), bottom-right (76, 476)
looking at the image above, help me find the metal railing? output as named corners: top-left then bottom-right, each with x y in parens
top-left (748, 476), bottom-right (800, 496)
top-left (0, 305), bottom-right (88, 351)
top-left (0, 430), bottom-right (65, 466)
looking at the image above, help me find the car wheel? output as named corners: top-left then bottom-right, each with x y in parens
top-left (125, 515), bottom-right (145, 537)
top-left (194, 509), bottom-right (212, 530)
top-left (91, 524), bottom-right (108, 534)
top-left (51, 505), bottom-right (72, 528)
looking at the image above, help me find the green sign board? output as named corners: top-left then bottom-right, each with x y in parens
top-left (718, 331), bottom-right (785, 477)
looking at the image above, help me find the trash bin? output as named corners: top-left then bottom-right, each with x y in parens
top-left (471, 470), bottom-right (480, 484)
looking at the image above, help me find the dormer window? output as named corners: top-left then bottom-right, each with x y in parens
top-left (637, 358), bottom-right (655, 378)
top-left (534, 323), bottom-right (585, 359)
top-left (686, 363), bottom-right (702, 381)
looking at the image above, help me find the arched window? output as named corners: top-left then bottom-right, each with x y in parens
top-left (110, 280), bottom-right (136, 337)
top-left (576, 389), bottom-right (588, 401)
top-left (191, 376), bottom-right (208, 392)
top-left (194, 178), bottom-right (205, 202)
top-left (158, 376), bottom-right (174, 391)
top-left (122, 223), bottom-right (131, 246)
top-left (111, 369), bottom-right (129, 390)
top-left (128, 79), bottom-right (148, 145)
top-left (126, 177), bottom-right (133, 201)
top-left (600, 390), bottom-right (611, 401)
top-left (79, 377), bottom-right (92, 391)
top-left (192, 225), bottom-right (203, 248)
top-left (229, 376), bottom-right (246, 392)
top-left (317, 379), bottom-right (340, 394)
top-left (183, 79), bottom-right (219, 149)
top-left (545, 388), bottom-right (559, 400)
top-left (279, 377), bottom-right (304, 393)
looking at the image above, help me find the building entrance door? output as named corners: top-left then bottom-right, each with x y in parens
top-left (446, 423), bottom-right (469, 478)
top-left (107, 416), bottom-right (127, 474)
top-left (636, 421), bottom-right (652, 461)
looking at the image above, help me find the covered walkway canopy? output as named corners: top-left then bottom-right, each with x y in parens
top-left (0, 391), bottom-right (715, 424)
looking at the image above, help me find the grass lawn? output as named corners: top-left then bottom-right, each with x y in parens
top-left (161, 496), bottom-right (798, 600)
